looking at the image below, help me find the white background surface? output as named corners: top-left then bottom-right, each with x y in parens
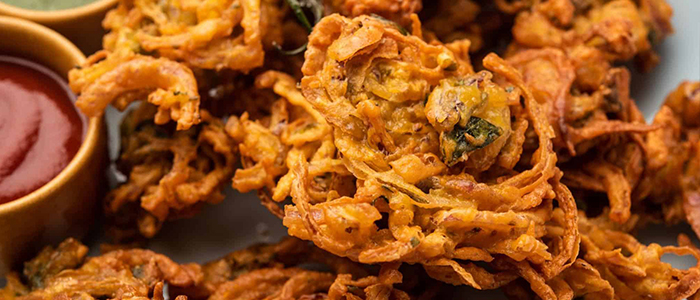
top-left (87, 1), bottom-right (700, 298)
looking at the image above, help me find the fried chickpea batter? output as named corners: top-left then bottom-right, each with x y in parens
top-left (504, 211), bottom-right (700, 300)
top-left (1, 238), bottom-right (438, 300)
top-left (0, 238), bottom-right (201, 300)
top-left (70, 52), bottom-right (202, 130)
top-left (228, 14), bottom-right (581, 295)
top-left (200, 238), bottom-right (438, 300)
top-left (68, 0), bottom-right (287, 129)
top-left (637, 82), bottom-right (700, 233)
top-left (325, 0), bottom-right (422, 26)
top-left (505, 48), bottom-right (654, 224)
top-left (32, 0), bottom-right (700, 299)
top-left (576, 212), bottom-right (700, 300)
top-left (106, 104), bottom-right (237, 239)
top-left (102, 0), bottom-right (283, 72)
top-left (420, 0), bottom-right (486, 53)
top-left (486, 0), bottom-right (673, 226)
top-left (227, 71), bottom-right (349, 217)
top-left (504, 0), bottom-right (673, 72)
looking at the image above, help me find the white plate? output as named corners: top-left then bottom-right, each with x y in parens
top-left (89, 1), bottom-right (700, 298)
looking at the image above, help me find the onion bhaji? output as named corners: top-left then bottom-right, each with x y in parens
top-left (68, 0), bottom-right (288, 129)
top-left (0, 238), bottom-right (201, 300)
top-left (504, 211), bottom-right (700, 300)
top-left (416, 0), bottom-right (675, 228)
top-left (505, 48), bottom-right (655, 225)
top-left (552, 78), bottom-right (700, 235)
top-left (102, 0), bottom-right (284, 72)
top-left (232, 14), bottom-right (581, 296)
top-left (106, 104), bottom-right (236, 239)
top-left (70, 50), bottom-right (202, 130)
top-left (0, 238), bottom-right (445, 300)
top-left (324, 0), bottom-right (422, 27)
top-left (502, 0), bottom-right (673, 72)
top-left (637, 82), bottom-right (700, 232)
top-left (420, 0), bottom-right (499, 53)
top-left (229, 11), bottom-right (700, 300)
top-left (36, 0), bottom-right (700, 299)
top-left (493, 0), bottom-right (673, 226)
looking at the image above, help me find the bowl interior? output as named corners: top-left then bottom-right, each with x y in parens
top-left (0, 16), bottom-right (102, 212)
top-left (0, 0), bottom-right (118, 24)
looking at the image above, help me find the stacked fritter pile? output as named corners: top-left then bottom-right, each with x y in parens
top-left (5, 0), bottom-right (700, 299)
top-left (1, 238), bottom-right (449, 300)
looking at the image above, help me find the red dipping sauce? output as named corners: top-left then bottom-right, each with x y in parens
top-left (0, 56), bottom-right (85, 204)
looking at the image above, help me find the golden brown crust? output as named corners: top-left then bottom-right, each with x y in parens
top-left (1, 238), bottom-right (431, 300)
top-left (71, 54), bottom-right (202, 130)
top-left (225, 14), bottom-right (583, 297)
top-left (106, 105), bottom-right (237, 239)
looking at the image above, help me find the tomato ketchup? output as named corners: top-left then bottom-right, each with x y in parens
top-left (0, 56), bottom-right (85, 204)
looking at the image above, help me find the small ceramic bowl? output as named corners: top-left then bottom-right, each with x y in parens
top-left (0, 0), bottom-right (117, 54)
top-left (0, 16), bottom-right (107, 275)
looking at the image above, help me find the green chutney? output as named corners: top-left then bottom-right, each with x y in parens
top-left (2, 0), bottom-right (97, 11)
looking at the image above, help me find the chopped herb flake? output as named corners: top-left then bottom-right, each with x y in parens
top-left (442, 116), bottom-right (502, 165)
top-left (370, 14), bottom-right (409, 36)
top-left (410, 237), bottom-right (420, 247)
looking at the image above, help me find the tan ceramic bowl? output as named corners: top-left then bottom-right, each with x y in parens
top-left (0, 0), bottom-right (117, 54)
top-left (0, 16), bottom-right (107, 275)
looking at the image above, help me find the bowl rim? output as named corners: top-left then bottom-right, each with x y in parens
top-left (0, 0), bottom-right (117, 24)
top-left (0, 16), bottom-right (104, 213)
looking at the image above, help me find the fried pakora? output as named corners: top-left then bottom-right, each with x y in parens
top-left (504, 211), bottom-right (700, 300)
top-left (0, 238), bottom-right (201, 300)
top-left (232, 14), bottom-right (580, 296)
top-left (227, 70), bottom-right (345, 217)
top-left (68, 0), bottom-right (290, 130)
top-left (0, 238), bottom-right (444, 300)
top-left (69, 50), bottom-right (202, 130)
top-left (415, 0), bottom-right (674, 227)
top-left (554, 79), bottom-right (700, 235)
top-left (637, 82), bottom-right (700, 232)
top-left (197, 238), bottom-right (447, 300)
top-left (325, 0), bottom-right (422, 27)
top-left (42, 1), bottom-right (700, 299)
top-left (421, 0), bottom-right (504, 54)
top-left (504, 48), bottom-right (654, 225)
top-left (106, 104), bottom-right (236, 239)
top-left (102, 0), bottom-right (285, 72)
top-left (503, 0), bottom-right (673, 72)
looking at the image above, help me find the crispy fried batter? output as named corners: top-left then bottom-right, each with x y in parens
top-left (102, 0), bottom-right (284, 72)
top-left (229, 14), bottom-right (581, 296)
top-left (1, 238), bottom-right (440, 300)
top-left (22, 239), bottom-right (89, 290)
top-left (227, 70), bottom-right (346, 218)
top-left (421, 0), bottom-right (484, 52)
top-left (68, 0), bottom-right (289, 129)
top-left (325, 0), bottom-right (422, 26)
top-left (489, 0), bottom-right (673, 227)
top-left (505, 48), bottom-right (653, 224)
top-left (0, 239), bottom-right (202, 300)
top-left (70, 52), bottom-right (202, 130)
top-left (577, 211), bottom-right (700, 300)
top-left (637, 82), bottom-right (700, 233)
top-left (504, 210), bottom-right (700, 300)
top-left (106, 104), bottom-right (237, 239)
top-left (505, 0), bottom-right (673, 72)
top-left (43, 2), bottom-right (700, 300)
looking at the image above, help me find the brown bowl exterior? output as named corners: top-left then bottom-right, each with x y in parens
top-left (0, 16), bottom-right (107, 275)
top-left (0, 0), bottom-right (117, 54)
